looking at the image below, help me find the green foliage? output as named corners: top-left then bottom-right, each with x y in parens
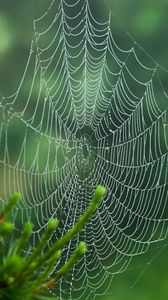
top-left (0, 186), bottom-right (105, 300)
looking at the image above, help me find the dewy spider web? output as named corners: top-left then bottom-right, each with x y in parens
top-left (0, 0), bottom-right (168, 299)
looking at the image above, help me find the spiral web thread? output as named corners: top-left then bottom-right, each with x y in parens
top-left (0, 0), bottom-right (168, 299)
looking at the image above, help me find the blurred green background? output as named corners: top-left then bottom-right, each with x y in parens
top-left (0, 0), bottom-right (168, 299)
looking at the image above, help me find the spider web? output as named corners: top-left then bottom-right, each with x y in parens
top-left (0, 0), bottom-right (168, 299)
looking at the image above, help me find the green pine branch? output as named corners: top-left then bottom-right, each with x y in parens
top-left (0, 186), bottom-right (106, 300)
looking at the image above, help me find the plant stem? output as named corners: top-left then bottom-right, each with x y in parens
top-left (33, 186), bottom-right (105, 271)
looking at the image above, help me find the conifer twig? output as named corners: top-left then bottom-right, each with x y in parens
top-left (0, 186), bottom-right (106, 300)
